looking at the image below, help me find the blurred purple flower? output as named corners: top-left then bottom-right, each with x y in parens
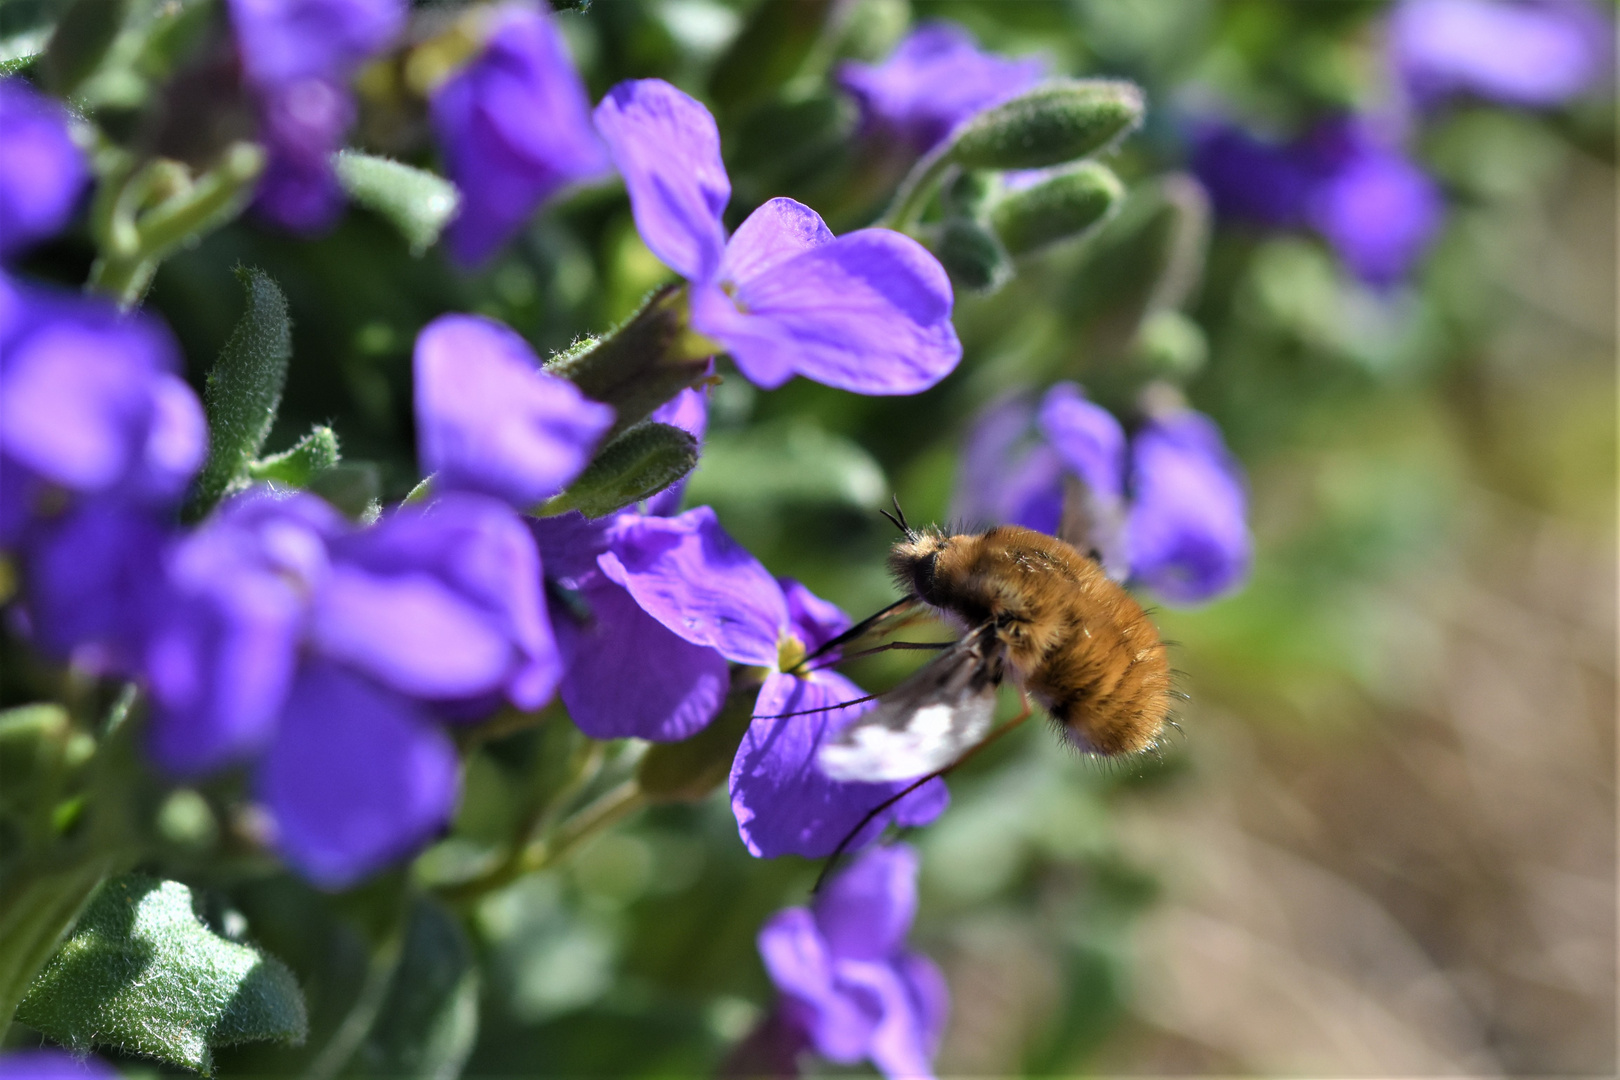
top-left (952, 383), bottom-right (1250, 605)
top-left (593, 79), bottom-right (961, 395)
top-left (757, 844), bottom-right (948, 1079)
top-left (595, 506), bottom-right (946, 857)
top-left (1190, 116), bottom-right (1443, 285)
top-left (1124, 411), bottom-right (1251, 605)
top-left (0, 275), bottom-right (205, 544)
top-left (137, 487), bottom-right (554, 886)
top-left (1390, 0), bottom-right (1613, 108)
top-left (413, 313), bottom-right (614, 509)
top-left (0, 1049), bottom-right (119, 1079)
top-left (226, 0), bottom-right (406, 232)
top-left (0, 78), bottom-right (88, 260)
top-left (837, 21), bottom-right (1046, 152)
top-left (430, 1), bottom-right (610, 266)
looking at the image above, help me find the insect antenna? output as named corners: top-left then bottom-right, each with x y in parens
top-left (812, 688), bottom-right (1034, 893)
top-left (878, 494), bottom-right (915, 540)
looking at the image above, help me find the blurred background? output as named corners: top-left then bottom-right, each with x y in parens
top-left (8, 0), bottom-right (1612, 1075)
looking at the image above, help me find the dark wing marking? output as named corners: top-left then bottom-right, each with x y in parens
top-left (1058, 473), bottom-right (1128, 580)
top-left (804, 595), bottom-right (926, 664)
top-left (818, 625), bottom-right (1004, 782)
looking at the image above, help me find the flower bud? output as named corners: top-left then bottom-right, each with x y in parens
top-left (990, 161), bottom-right (1123, 256)
top-left (248, 425), bottom-right (342, 489)
top-left (936, 216), bottom-right (1012, 294)
top-left (333, 151), bottom-right (461, 257)
top-left (539, 422), bottom-right (699, 519)
top-left (1130, 310), bottom-right (1208, 381)
top-left (949, 79), bottom-right (1144, 171)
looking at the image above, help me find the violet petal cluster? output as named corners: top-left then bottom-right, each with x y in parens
top-left (429, 1), bottom-right (610, 266)
top-left (1390, 0), bottom-right (1613, 108)
top-left (1, 273), bottom-right (207, 668)
top-left (226, 0), bottom-right (406, 231)
top-left (837, 21), bottom-right (1046, 152)
top-left (0, 1049), bottom-right (118, 1079)
top-left (0, 78), bottom-right (88, 261)
top-left (757, 844), bottom-right (948, 1079)
top-left (1191, 116), bottom-right (1443, 285)
top-left (591, 505), bottom-right (947, 857)
top-left (954, 383), bottom-right (1250, 605)
top-left (143, 487), bottom-right (554, 886)
top-left (593, 79), bottom-right (962, 395)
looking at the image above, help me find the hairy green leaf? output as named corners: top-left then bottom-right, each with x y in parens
top-left (334, 152), bottom-right (461, 257)
top-left (16, 875), bottom-right (308, 1075)
top-left (539, 422), bottom-right (699, 519)
top-left (248, 425), bottom-right (342, 488)
top-left (186, 266), bottom-right (291, 520)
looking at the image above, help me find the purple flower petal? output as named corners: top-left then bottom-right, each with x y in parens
top-left (757, 908), bottom-right (879, 1064)
top-left (258, 660), bottom-right (459, 889)
top-left (833, 958), bottom-right (938, 1080)
top-left (1036, 383), bottom-right (1125, 503)
top-left (1189, 120), bottom-right (1316, 228)
top-left (1125, 411), bottom-right (1251, 605)
top-left (813, 844), bottom-right (918, 962)
top-left (316, 493), bottom-right (560, 709)
top-left (719, 197), bottom-right (835, 287)
top-left (692, 229), bottom-right (961, 394)
top-left (0, 1050), bottom-right (119, 1080)
top-left (415, 313), bottom-right (614, 509)
top-left (1391, 0), bottom-right (1613, 108)
top-left (555, 571), bottom-right (729, 741)
top-left (1308, 144), bottom-right (1443, 286)
top-left (530, 509), bottom-right (613, 583)
top-left (730, 671), bottom-right (948, 859)
top-left (432, 2), bottom-right (610, 266)
top-left (251, 76), bottom-right (353, 233)
top-left (599, 506), bottom-right (786, 666)
top-left (593, 79), bottom-right (729, 282)
top-left (0, 282), bottom-right (203, 505)
top-left (837, 21), bottom-right (1046, 152)
top-left (226, 0), bottom-right (404, 87)
top-left (779, 577), bottom-right (851, 657)
top-left (895, 951), bottom-right (950, 1058)
top-left (19, 501), bottom-right (169, 673)
top-left (0, 78), bottom-right (88, 259)
top-left (949, 391), bottom-right (1038, 529)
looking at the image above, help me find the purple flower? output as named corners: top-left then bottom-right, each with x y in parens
top-left (1190, 116), bottom-right (1443, 285)
top-left (837, 21), bottom-right (1046, 152)
top-left (0, 275), bottom-right (205, 544)
top-left (413, 313), bottom-right (614, 509)
top-left (0, 1049), bottom-right (119, 1079)
top-left (595, 506), bottom-right (947, 857)
top-left (757, 844), bottom-right (948, 1079)
top-left (1390, 0), bottom-right (1614, 108)
top-left (0, 78), bottom-right (88, 260)
top-left (226, 0), bottom-right (406, 232)
top-left (593, 79), bottom-right (961, 395)
top-left (952, 383), bottom-right (1250, 605)
top-left (430, 1), bottom-right (610, 266)
top-left (138, 487), bottom-right (555, 886)
top-left (1124, 412), bottom-right (1251, 606)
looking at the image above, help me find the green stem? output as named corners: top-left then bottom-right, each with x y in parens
top-left (879, 143), bottom-right (955, 231)
top-left (301, 925), bottom-right (405, 1080)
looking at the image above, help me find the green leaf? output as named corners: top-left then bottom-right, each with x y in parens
top-left (16, 875), bottom-right (308, 1075)
top-left (247, 425), bottom-right (342, 488)
top-left (306, 463), bottom-right (382, 521)
top-left (539, 422), bottom-right (699, 519)
top-left (186, 266), bottom-right (292, 520)
top-left (683, 418), bottom-right (887, 511)
top-left (334, 151), bottom-right (461, 257)
top-left (356, 898), bottom-right (479, 1080)
top-left (949, 79), bottom-right (1145, 171)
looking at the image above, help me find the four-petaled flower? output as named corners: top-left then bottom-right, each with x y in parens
top-left (595, 506), bottom-right (947, 857)
top-left (954, 383), bottom-right (1250, 605)
top-left (757, 843), bottom-right (949, 1080)
top-left (593, 78), bottom-right (962, 395)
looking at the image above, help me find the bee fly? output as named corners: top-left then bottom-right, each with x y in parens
top-left (800, 498), bottom-right (1174, 879)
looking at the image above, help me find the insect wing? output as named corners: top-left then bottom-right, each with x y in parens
top-left (817, 630), bottom-right (1002, 782)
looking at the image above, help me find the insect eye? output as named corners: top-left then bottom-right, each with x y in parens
top-left (912, 550), bottom-right (939, 600)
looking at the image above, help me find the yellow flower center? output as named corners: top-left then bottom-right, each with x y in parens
top-left (777, 632), bottom-right (807, 675)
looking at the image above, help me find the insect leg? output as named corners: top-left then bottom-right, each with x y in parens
top-left (811, 686), bottom-right (1035, 893)
top-left (802, 596), bottom-right (922, 664)
top-left (750, 691), bottom-right (884, 721)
